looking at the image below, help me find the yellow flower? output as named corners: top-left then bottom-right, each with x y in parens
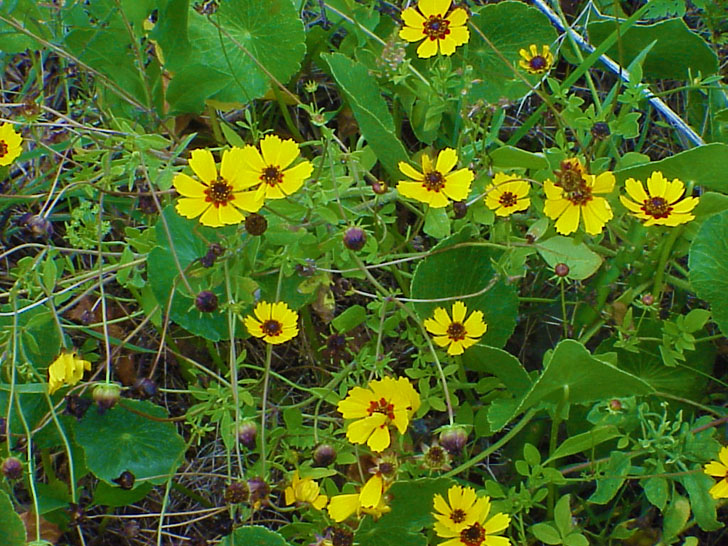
top-left (704, 445), bottom-right (728, 499)
top-left (434, 490), bottom-right (512, 546)
top-left (619, 171), bottom-right (698, 227)
top-left (174, 148), bottom-right (264, 227)
top-left (433, 485), bottom-right (490, 535)
top-left (327, 474), bottom-right (390, 522)
top-left (518, 44), bottom-right (554, 75)
top-left (543, 158), bottom-right (614, 236)
top-left (0, 123), bottom-right (22, 167)
top-left (399, 0), bottom-right (470, 58)
top-left (484, 173), bottom-right (531, 216)
top-left (397, 149), bottom-right (474, 208)
top-left (424, 301), bottom-right (487, 356)
top-left (284, 471), bottom-right (328, 510)
top-left (337, 376), bottom-right (421, 452)
top-left (239, 134), bottom-right (313, 201)
top-left (48, 351), bottom-right (91, 395)
top-left (244, 301), bottom-right (299, 345)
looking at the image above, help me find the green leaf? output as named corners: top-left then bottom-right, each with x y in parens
top-left (465, 2), bottom-right (558, 103)
top-left (411, 229), bottom-right (518, 349)
top-left (0, 489), bottom-right (26, 546)
top-left (546, 426), bottom-right (621, 464)
top-left (489, 146), bottom-right (549, 170)
top-left (537, 236), bottom-right (603, 280)
top-left (0, 0), bottom-right (53, 53)
top-left (423, 208), bottom-right (451, 239)
top-left (663, 494), bottom-right (691, 542)
top-left (0, 304), bottom-right (61, 368)
top-left (155, 0), bottom-right (306, 113)
top-left (220, 526), bottom-right (290, 546)
top-left (531, 523), bottom-right (562, 545)
top-left (678, 472), bottom-right (722, 532)
top-left (554, 494), bottom-right (573, 537)
top-left (322, 53), bottom-right (408, 177)
top-left (689, 210), bottom-right (728, 336)
top-left (643, 476), bottom-right (668, 511)
top-left (332, 305), bottom-right (367, 333)
top-left (92, 480), bottom-right (153, 508)
top-left (73, 400), bottom-right (187, 486)
top-left (617, 143), bottom-right (728, 193)
top-left (588, 17), bottom-right (716, 81)
top-left (589, 451), bottom-right (631, 504)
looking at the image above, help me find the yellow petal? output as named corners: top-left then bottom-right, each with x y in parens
top-left (709, 479), bottom-right (728, 500)
top-left (704, 461), bottom-right (728, 477)
top-left (436, 148), bottom-right (458, 174)
top-left (417, 37), bottom-right (438, 58)
top-left (428, 190), bottom-right (450, 208)
top-left (359, 474), bottom-right (383, 508)
top-left (280, 160), bottom-right (312, 195)
top-left (451, 301), bottom-right (467, 323)
top-left (543, 179), bottom-right (563, 200)
top-left (433, 335), bottom-right (452, 348)
top-left (447, 339), bottom-right (465, 355)
top-left (254, 301), bottom-right (272, 321)
top-left (719, 446), bottom-right (728, 467)
top-left (217, 203), bottom-right (244, 225)
top-left (485, 512), bottom-right (511, 534)
top-left (438, 36), bottom-right (457, 56)
top-left (347, 413), bottom-right (387, 445)
top-left (590, 171), bottom-right (615, 194)
top-left (671, 196), bottom-right (698, 213)
top-left (543, 195), bottom-right (570, 220)
top-left (173, 173), bottom-right (207, 198)
top-left (328, 494), bottom-right (360, 522)
top-left (554, 203), bottom-right (580, 235)
top-left (463, 310), bottom-right (487, 337)
top-left (448, 8), bottom-right (468, 26)
top-left (399, 161), bottom-right (423, 181)
top-left (647, 171), bottom-right (667, 197)
top-left (220, 147), bottom-right (245, 186)
top-left (231, 190), bottom-right (264, 213)
top-left (189, 149), bottom-right (217, 184)
top-left (419, 0), bottom-right (450, 17)
top-left (176, 197), bottom-right (210, 220)
top-left (663, 178), bottom-right (686, 203)
top-left (367, 422), bottom-right (392, 452)
top-left (446, 25), bottom-right (469, 48)
top-left (625, 178), bottom-right (648, 202)
top-left (401, 6), bottom-right (425, 28)
top-left (400, 26), bottom-right (424, 43)
top-left (260, 134), bottom-right (284, 166)
top-left (620, 195), bottom-right (643, 214)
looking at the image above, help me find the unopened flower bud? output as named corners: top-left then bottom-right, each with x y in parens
top-left (371, 180), bottom-right (388, 195)
top-left (113, 470), bottom-right (136, 490)
top-left (439, 426), bottom-right (468, 455)
top-left (2, 457), bottom-right (23, 480)
top-left (343, 227), bottom-right (366, 251)
top-left (313, 444), bottom-right (337, 467)
top-left (609, 399), bottom-right (623, 411)
top-left (195, 291), bottom-right (218, 313)
top-left (26, 215), bottom-right (54, 239)
top-left (641, 294), bottom-right (655, 306)
top-left (591, 122), bottom-right (610, 139)
top-left (245, 213), bottom-right (267, 236)
top-left (236, 421), bottom-right (257, 449)
top-left (92, 383), bottom-right (121, 413)
top-left (453, 200), bottom-right (468, 219)
top-left (224, 480), bottom-right (250, 504)
top-left (554, 263), bottom-right (570, 277)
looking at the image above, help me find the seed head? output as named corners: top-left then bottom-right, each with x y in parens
top-left (195, 291), bottom-right (218, 313)
top-left (439, 426), bottom-right (468, 455)
top-left (343, 227), bottom-right (366, 251)
top-left (92, 383), bottom-right (121, 413)
top-left (313, 443), bottom-right (337, 467)
top-left (554, 263), bottom-right (570, 277)
top-left (1, 457), bottom-right (23, 480)
top-left (245, 213), bottom-right (268, 236)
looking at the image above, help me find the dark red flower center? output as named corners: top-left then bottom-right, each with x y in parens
top-left (260, 165), bottom-right (283, 186)
top-left (557, 169), bottom-right (585, 192)
top-left (368, 397), bottom-right (395, 421)
top-left (423, 15), bottom-right (451, 41)
top-left (460, 522), bottom-right (486, 546)
top-left (529, 55), bottom-right (548, 71)
top-left (565, 184), bottom-right (593, 206)
top-left (642, 196), bottom-right (672, 219)
top-left (499, 191), bottom-right (518, 208)
top-left (205, 177), bottom-right (234, 207)
top-left (424, 170), bottom-right (445, 191)
top-left (450, 508), bottom-right (467, 523)
top-left (447, 322), bottom-right (466, 341)
top-left (261, 319), bottom-right (283, 337)
top-left (0, 141), bottom-right (7, 157)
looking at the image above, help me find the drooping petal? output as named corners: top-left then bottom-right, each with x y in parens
top-left (359, 474), bottom-right (383, 508)
top-left (176, 197), bottom-right (210, 220)
top-left (189, 149), bottom-right (217, 184)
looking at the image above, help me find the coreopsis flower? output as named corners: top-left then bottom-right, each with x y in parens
top-left (48, 351), bottom-right (92, 395)
top-left (484, 173), bottom-right (531, 216)
top-left (174, 148), bottom-right (263, 227)
top-left (543, 158), bottom-right (615, 236)
top-left (518, 44), bottom-right (554, 75)
top-left (284, 471), bottom-right (328, 510)
top-left (397, 149), bottom-right (474, 208)
top-left (704, 445), bottom-right (728, 499)
top-left (424, 301), bottom-right (487, 356)
top-left (240, 134), bottom-right (313, 200)
top-left (399, 0), bottom-right (470, 58)
top-left (434, 488), bottom-right (512, 546)
top-left (337, 376), bottom-right (421, 452)
top-left (327, 474), bottom-right (390, 522)
top-left (619, 171), bottom-right (698, 227)
top-left (0, 123), bottom-right (22, 166)
top-left (244, 301), bottom-right (299, 345)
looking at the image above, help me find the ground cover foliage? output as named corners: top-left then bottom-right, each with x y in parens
top-left (1, 0), bottom-right (728, 544)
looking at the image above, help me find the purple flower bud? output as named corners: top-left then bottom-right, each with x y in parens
top-left (343, 227), bottom-right (366, 251)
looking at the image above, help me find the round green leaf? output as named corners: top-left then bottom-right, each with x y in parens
top-left (410, 229), bottom-right (518, 349)
top-left (465, 1), bottom-right (558, 103)
top-left (537, 236), bottom-right (603, 280)
top-left (0, 490), bottom-right (26, 546)
top-left (73, 400), bottom-right (186, 486)
top-left (155, 0), bottom-right (306, 113)
top-left (689, 210), bottom-right (728, 336)
top-left (220, 526), bottom-right (290, 546)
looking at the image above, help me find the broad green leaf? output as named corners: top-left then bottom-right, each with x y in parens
top-left (332, 305), bottom-right (366, 333)
top-left (531, 523), bottom-right (561, 545)
top-left (689, 210), bottom-right (728, 336)
top-left (465, 2), bottom-right (558, 103)
top-left (616, 143), bottom-right (728, 193)
top-left (0, 304), bottom-right (61, 368)
top-left (490, 146), bottom-right (548, 170)
top-left (462, 345), bottom-right (531, 394)
top-left (221, 526), bottom-right (290, 546)
top-left (554, 494), bottom-right (573, 536)
top-left (322, 53), bottom-right (408, 177)
top-left (678, 472), bottom-right (722, 532)
top-left (73, 400), bottom-right (186, 486)
top-left (423, 207), bottom-right (451, 239)
top-left (411, 229), bottom-right (518, 349)
top-left (537, 236), bottom-right (603, 280)
top-left (155, 0), bottom-right (306, 113)
top-left (0, 0), bottom-right (53, 53)
top-left (92, 480), bottom-right (153, 508)
top-left (663, 494), bottom-right (691, 542)
top-left (546, 426), bottom-right (621, 463)
top-left (643, 476), bottom-right (668, 511)
top-left (588, 18), bottom-right (717, 81)
top-left (589, 451), bottom-right (631, 504)
top-left (0, 490), bottom-right (25, 546)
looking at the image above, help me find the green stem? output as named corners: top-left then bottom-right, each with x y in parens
top-left (652, 227), bottom-right (682, 308)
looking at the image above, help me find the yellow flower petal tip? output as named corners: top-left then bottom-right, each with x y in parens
top-left (397, 148), bottom-right (473, 209)
top-left (432, 486), bottom-right (512, 545)
top-left (48, 351), bottom-right (92, 395)
top-left (0, 123), bottom-right (23, 166)
top-left (704, 445), bottom-right (728, 500)
top-left (424, 300), bottom-right (487, 355)
top-left (518, 44), bottom-right (555, 74)
top-left (284, 471), bottom-right (328, 510)
top-left (399, 0), bottom-right (470, 58)
top-left (327, 474), bottom-right (390, 522)
top-left (484, 173), bottom-right (531, 217)
top-left (542, 158), bottom-right (614, 236)
top-left (337, 376), bottom-right (421, 452)
top-left (620, 171), bottom-right (698, 227)
top-left (244, 301), bottom-right (299, 345)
